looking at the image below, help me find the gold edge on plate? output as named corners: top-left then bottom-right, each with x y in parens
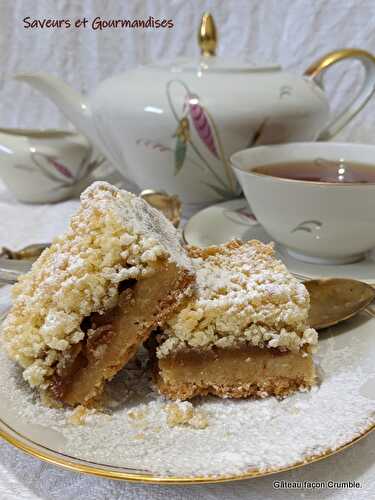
top-left (0, 420), bottom-right (374, 484)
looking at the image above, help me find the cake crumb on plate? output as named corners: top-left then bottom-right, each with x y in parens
top-left (165, 401), bottom-right (209, 429)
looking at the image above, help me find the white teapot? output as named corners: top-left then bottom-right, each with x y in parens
top-left (15, 13), bottom-right (375, 203)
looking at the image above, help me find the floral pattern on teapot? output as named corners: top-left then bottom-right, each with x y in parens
top-left (136, 80), bottom-right (273, 200)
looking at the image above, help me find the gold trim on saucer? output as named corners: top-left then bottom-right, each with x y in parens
top-left (0, 418), bottom-right (373, 484)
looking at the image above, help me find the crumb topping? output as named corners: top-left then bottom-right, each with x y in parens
top-left (157, 240), bottom-right (318, 358)
top-left (1, 182), bottom-right (192, 388)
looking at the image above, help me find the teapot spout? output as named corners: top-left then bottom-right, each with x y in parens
top-left (15, 73), bottom-right (99, 146)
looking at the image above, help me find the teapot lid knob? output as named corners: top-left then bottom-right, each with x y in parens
top-left (198, 12), bottom-right (217, 57)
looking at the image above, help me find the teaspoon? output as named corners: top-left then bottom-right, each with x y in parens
top-left (305, 278), bottom-right (375, 330)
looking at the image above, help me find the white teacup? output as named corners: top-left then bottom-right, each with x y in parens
top-left (231, 142), bottom-right (375, 265)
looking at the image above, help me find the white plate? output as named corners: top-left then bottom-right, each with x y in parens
top-left (0, 303), bottom-right (374, 483)
top-left (184, 199), bottom-right (375, 284)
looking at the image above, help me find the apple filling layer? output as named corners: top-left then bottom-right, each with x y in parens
top-left (154, 345), bottom-right (316, 400)
top-left (51, 262), bottom-right (192, 406)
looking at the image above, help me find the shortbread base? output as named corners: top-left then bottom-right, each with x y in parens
top-left (154, 345), bottom-right (316, 400)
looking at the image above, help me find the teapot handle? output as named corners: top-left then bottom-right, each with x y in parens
top-left (304, 48), bottom-right (375, 140)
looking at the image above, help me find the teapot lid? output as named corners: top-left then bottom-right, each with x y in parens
top-left (150, 56), bottom-right (280, 74)
top-left (150, 13), bottom-right (280, 74)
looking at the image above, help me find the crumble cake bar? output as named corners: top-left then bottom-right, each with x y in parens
top-left (1, 182), bottom-right (194, 406)
top-left (152, 240), bottom-right (318, 400)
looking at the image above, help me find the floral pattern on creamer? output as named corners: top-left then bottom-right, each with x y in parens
top-left (14, 153), bottom-right (104, 193)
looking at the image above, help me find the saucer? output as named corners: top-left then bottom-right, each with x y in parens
top-left (183, 199), bottom-right (375, 284)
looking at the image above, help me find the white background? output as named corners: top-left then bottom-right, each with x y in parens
top-left (0, 1), bottom-right (375, 499)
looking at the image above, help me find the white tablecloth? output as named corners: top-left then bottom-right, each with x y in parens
top-left (0, 179), bottom-right (374, 500)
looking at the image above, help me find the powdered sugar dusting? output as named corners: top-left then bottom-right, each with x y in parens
top-left (0, 318), bottom-right (374, 478)
top-left (158, 241), bottom-right (317, 358)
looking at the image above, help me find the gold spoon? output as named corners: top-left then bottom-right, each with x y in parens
top-left (305, 278), bottom-right (375, 330)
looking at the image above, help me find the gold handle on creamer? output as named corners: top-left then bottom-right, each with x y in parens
top-left (304, 48), bottom-right (375, 140)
